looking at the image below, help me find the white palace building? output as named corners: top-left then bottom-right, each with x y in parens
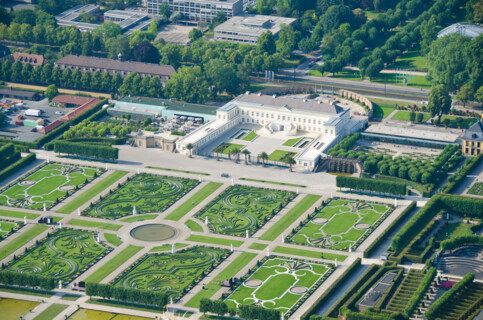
top-left (177, 93), bottom-right (366, 170)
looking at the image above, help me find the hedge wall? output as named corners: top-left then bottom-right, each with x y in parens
top-left (0, 143), bottom-right (14, 158)
top-left (54, 140), bottom-right (118, 160)
top-left (439, 194), bottom-right (483, 219)
top-left (363, 201), bottom-right (416, 258)
top-left (424, 273), bottom-right (475, 320)
top-left (0, 153), bottom-right (36, 182)
top-left (404, 267), bottom-right (436, 316)
top-left (440, 235), bottom-right (483, 250)
top-left (0, 270), bottom-right (55, 290)
top-left (336, 175), bottom-right (407, 196)
top-left (440, 154), bottom-right (483, 193)
top-left (301, 258), bottom-right (362, 320)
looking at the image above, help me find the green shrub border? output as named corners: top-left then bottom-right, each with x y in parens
top-left (404, 267), bottom-right (436, 316)
top-left (0, 153), bottom-right (36, 182)
top-left (440, 154), bottom-right (483, 193)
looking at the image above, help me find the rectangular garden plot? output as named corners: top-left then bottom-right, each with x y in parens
top-left (287, 198), bottom-right (394, 251)
top-left (225, 256), bottom-right (334, 319)
top-left (0, 163), bottom-right (104, 210)
top-left (6, 228), bottom-right (112, 286)
top-left (0, 219), bottom-right (24, 241)
top-left (110, 246), bottom-right (230, 301)
top-left (195, 185), bottom-right (297, 237)
top-left (83, 173), bottom-right (200, 219)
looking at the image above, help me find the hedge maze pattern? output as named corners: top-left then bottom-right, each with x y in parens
top-left (195, 185), bottom-right (296, 237)
top-left (0, 163), bottom-right (102, 210)
top-left (225, 256), bottom-right (334, 318)
top-left (84, 173), bottom-right (200, 219)
top-left (288, 199), bottom-right (393, 251)
top-left (6, 228), bottom-right (111, 285)
top-left (111, 246), bottom-right (230, 301)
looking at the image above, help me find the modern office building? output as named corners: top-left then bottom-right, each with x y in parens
top-left (462, 121), bottom-right (483, 156)
top-left (214, 14), bottom-right (296, 44)
top-left (55, 4), bottom-right (100, 32)
top-left (146, 0), bottom-right (243, 25)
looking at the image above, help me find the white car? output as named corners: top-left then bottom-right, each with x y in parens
top-left (55, 111), bottom-right (64, 115)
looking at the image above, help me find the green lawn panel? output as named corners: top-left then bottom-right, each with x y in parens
top-left (248, 242), bottom-right (268, 250)
top-left (0, 224), bottom-right (48, 260)
top-left (242, 131), bottom-right (258, 141)
top-left (68, 219), bottom-right (122, 231)
top-left (255, 273), bottom-right (295, 300)
top-left (104, 233), bottom-right (122, 247)
top-left (0, 209), bottom-right (39, 220)
top-left (323, 213), bottom-right (358, 235)
top-left (272, 246), bottom-right (347, 261)
top-left (185, 219), bottom-right (203, 232)
top-left (120, 214), bottom-right (157, 223)
top-left (186, 235), bottom-right (243, 247)
top-left (283, 137), bottom-right (302, 147)
top-left (32, 303), bottom-right (68, 320)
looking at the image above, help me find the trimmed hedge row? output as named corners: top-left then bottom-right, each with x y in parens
top-left (404, 267), bottom-right (436, 316)
top-left (0, 153), bottom-right (36, 182)
top-left (440, 194), bottom-right (483, 219)
top-left (336, 175), bottom-right (407, 196)
top-left (440, 235), bottom-right (483, 250)
top-left (301, 258), bottom-right (362, 320)
top-left (85, 282), bottom-right (168, 308)
top-left (440, 154), bottom-right (483, 193)
top-left (424, 273), bottom-right (475, 320)
top-left (363, 201), bottom-right (416, 258)
top-left (54, 140), bottom-right (118, 160)
top-left (0, 151), bottom-right (20, 169)
top-left (0, 270), bottom-right (55, 290)
top-left (0, 143), bottom-right (14, 158)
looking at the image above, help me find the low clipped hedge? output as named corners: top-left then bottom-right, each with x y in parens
top-left (0, 153), bottom-right (36, 182)
top-left (336, 175), bottom-right (407, 196)
top-left (424, 273), bottom-right (475, 320)
top-left (440, 235), bottom-right (483, 250)
top-left (404, 267), bottom-right (436, 316)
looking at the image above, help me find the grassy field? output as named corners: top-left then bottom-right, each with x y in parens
top-left (239, 177), bottom-right (307, 188)
top-left (0, 224), bottom-right (48, 260)
top-left (391, 110), bottom-right (431, 122)
top-left (370, 98), bottom-right (398, 118)
top-left (268, 150), bottom-right (297, 162)
top-left (248, 243), bottom-right (268, 250)
top-left (68, 219), bottom-right (122, 231)
top-left (0, 163), bottom-right (102, 210)
top-left (195, 185), bottom-right (296, 237)
top-left (435, 222), bottom-right (473, 242)
top-left (390, 48), bottom-right (429, 71)
top-left (187, 235), bottom-right (244, 247)
top-left (32, 303), bottom-right (68, 320)
top-left (288, 199), bottom-right (393, 251)
top-left (283, 137), bottom-right (302, 147)
top-left (242, 131), bottom-right (258, 141)
top-left (120, 214), bottom-right (157, 223)
top-left (225, 257), bottom-right (333, 316)
top-left (1, 298), bottom-right (40, 320)
top-left (111, 247), bottom-right (229, 300)
top-left (104, 233), bottom-right (122, 247)
top-left (150, 243), bottom-right (189, 252)
top-left (273, 246), bottom-right (347, 261)
top-left (220, 143), bottom-right (245, 154)
top-left (0, 220), bottom-right (22, 239)
top-left (166, 182), bottom-right (223, 221)
top-left (186, 252), bottom-right (258, 308)
top-left (7, 229), bottom-right (111, 284)
top-left (371, 73), bottom-right (432, 88)
top-left (84, 173), bottom-right (200, 219)
top-left (85, 245), bottom-right (143, 283)
top-left (260, 194), bottom-right (321, 241)
top-left (146, 166), bottom-right (210, 176)
top-left (0, 209), bottom-right (39, 220)
top-left (68, 308), bottom-right (153, 320)
top-left (185, 219), bottom-right (203, 232)
top-left (57, 171), bottom-right (128, 214)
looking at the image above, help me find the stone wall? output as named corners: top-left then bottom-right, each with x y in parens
top-left (339, 90), bottom-right (373, 119)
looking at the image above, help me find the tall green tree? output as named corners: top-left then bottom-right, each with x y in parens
top-left (257, 31), bottom-right (276, 55)
top-left (164, 66), bottom-right (210, 103)
top-left (45, 84), bottom-right (59, 101)
top-left (428, 84), bottom-right (452, 121)
top-left (276, 24), bottom-right (298, 57)
top-left (455, 84), bottom-right (474, 107)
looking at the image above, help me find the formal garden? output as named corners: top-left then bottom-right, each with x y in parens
top-left (83, 173), bottom-right (200, 219)
top-left (224, 256), bottom-right (334, 319)
top-left (468, 182), bottom-right (483, 196)
top-left (0, 163), bottom-right (104, 210)
top-left (287, 198), bottom-right (393, 251)
top-left (195, 185), bottom-right (296, 237)
top-left (0, 219), bottom-right (23, 241)
top-left (5, 228), bottom-right (112, 286)
top-left (110, 246), bottom-right (230, 301)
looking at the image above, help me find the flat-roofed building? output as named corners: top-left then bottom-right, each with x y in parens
top-left (146, 0), bottom-right (243, 25)
top-left (55, 4), bottom-right (100, 31)
top-left (55, 55), bottom-right (175, 83)
top-left (214, 14), bottom-right (296, 44)
top-left (462, 121), bottom-right (483, 156)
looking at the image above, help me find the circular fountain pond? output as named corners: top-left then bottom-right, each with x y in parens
top-left (130, 224), bottom-right (178, 242)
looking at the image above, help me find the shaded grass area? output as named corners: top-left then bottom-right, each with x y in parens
top-left (370, 98), bottom-right (397, 118)
top-left (185, 252), bottom-right (258, 308)
top-left (0, 209), bottom-right (39, 220)
top-left (150, 243), bottom-right (189, 252)
top-left (391, 110), bottom-right (431, 122)
top-left (146, 166), bottom-right (210, 176)
top-left (68, 218), bottom-right (122, 231)
top-left (239, 177), bottom-right (307, 188)
top-left (84, 245), bottom-right (143, 283)
top-left (435, 222), bottom-right (473, 242)
top-left (185, 219), bottom-right (203, 232)
top-left (57, 171), bottom-right (128, 214)
top-left (248, 242), bottom-right (268, 250)
top-left (273, 246), bottom-right (347, 261)
top-left (187, 235), bottom-right (244, 247)
top-left (120, 214), bottom-right (157, 223)
top-left (165, 182), bottom-right (223, 221)
top-left (260, 194), bottom-right (321, 241)
top-left (390, 47), bottom-right (429, 71)
top-left (0, 224), bottom-right (48, 260)
top-left (32, 303), bottom-right (68, 320)
top-left (104, 233), bottom-right (122, 247)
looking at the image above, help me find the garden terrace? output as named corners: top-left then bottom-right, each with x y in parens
top-left (0, 163), bottom-right (104, 210)
top-left (431, 282), bottom-right (483, 320)
top-left (225, 256), bottom-right (334, 319)
top-left (110, 246), bottom-right (230, 301)
top-left (384, 270), bottom-right (424, 313)
top-left (83, 173), bottom-right (200, 219)
top-left (6, 228), bottom-right (112, 286)
top-left (194, 185), bottom-right (296, 237)
top-left (287, 198), bottom-right (393, 251)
